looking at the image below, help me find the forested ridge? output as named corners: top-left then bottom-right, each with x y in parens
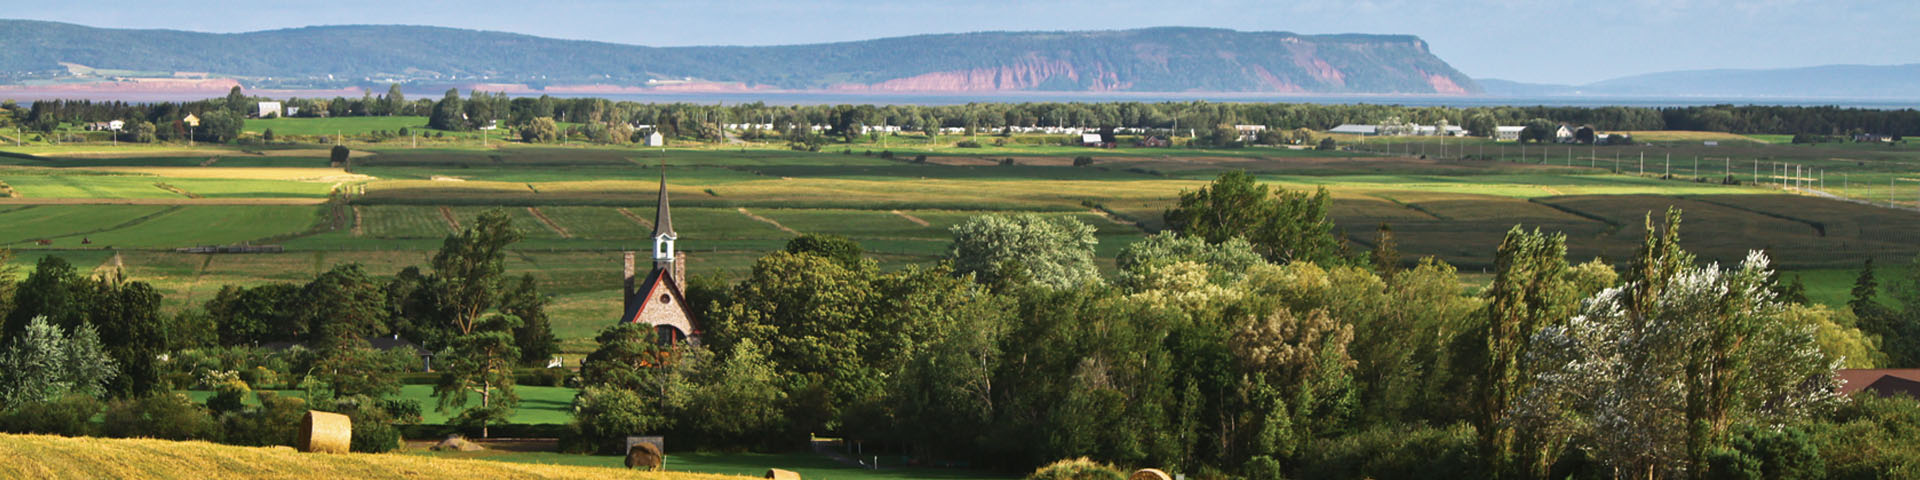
top-left (0, 21), bottom-right (1474, 93)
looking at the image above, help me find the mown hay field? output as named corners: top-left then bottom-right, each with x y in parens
top-left (0, 433), bottom-right (752, 480)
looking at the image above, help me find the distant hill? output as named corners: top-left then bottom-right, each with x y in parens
top-left (0, 20), bottom-right (1478, 94)
top-left (1481, 64), bottom-right (1920, 99)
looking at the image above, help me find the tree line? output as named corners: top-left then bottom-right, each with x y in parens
top-left (4, 174), bottom-right (1920, 478)
top-left (7, 87), bottom-right (1920, 146)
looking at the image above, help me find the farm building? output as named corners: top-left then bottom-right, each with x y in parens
top-left (1494, 126), bottom-right (1525, 142)
top-left (645, 131), bottom-right (665, 146)
top-left (1555, 125), bottom-right (1575, 142)
top-left (256, 101), bottom-right (282, 118)
top-left (1837, 369), bottom-right (1920, 399)
top-left (620, 173), bottom-right (699, 345)
top-left (1081, 133), bottom-right (1108, 147)
top-left (1329, 124), bottom-right (1378, 136)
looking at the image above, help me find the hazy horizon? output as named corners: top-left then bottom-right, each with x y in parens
top-left (6, 0), bottom-right (1916, 86)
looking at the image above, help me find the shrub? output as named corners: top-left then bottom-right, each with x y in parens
top-left (913, 155), bottom-right (928, 163)
top-left (0, 394), bottom-right (103, 436)
top-left (999, 158), bottom-right (1016, 166)
top-left (102, 393), bottom-right (220, 441)
top-left (565, 386), bottom-right (665, 454)
top-left (348, 408), bottom-right (403, 453)
top-left (1813, 394), bottom-right (1920, 479)
top-left (1298, 423), bottom-right (1484, 480)
top-left (1707, 424), bottom-right (1824, 480)
top-left (206, 378), bottom-right (250, 415)
top-left (1028, 458), bottom-right (1126, 480)
top-left (219, 391), bottom-right (307, 447)
top-left (956, 140), bottom-right (982, 148)
top-left (527, 367), bottom-right (570, 387)
top-left (379, 398), bottom-right (424, 424)
top-left (1073, 156), bottom-right (1094, 167)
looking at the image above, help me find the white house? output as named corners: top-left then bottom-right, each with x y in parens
top-left (645, 131), bottom-right (665, 147)
top-left (1554, 125), bottom-right (1574, 142)
top-left (1329, 124), bottom-right (1379, 136)
top-left (1494, 126), bottom-right (1524, 142)
top-left (256, 101), bottom-right (282, 119)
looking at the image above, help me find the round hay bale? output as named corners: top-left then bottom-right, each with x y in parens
top-left (625, 442), bottom-right (663, 471)
top-left (296, 411), bottom-right (351, 454)
top-left (764, 468), bottom-right (802, 480)
top-left (1130, 469), bottom-right (1173, 480)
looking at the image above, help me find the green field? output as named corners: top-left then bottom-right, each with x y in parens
top-left (245, 116), bottom-right (433, 136)
top-left (9, 123), bottom-right (1920, 352)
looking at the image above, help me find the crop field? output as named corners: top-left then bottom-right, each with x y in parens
top-left (11, 123), bottom-right (1920, 350)
top-left (411, 449), bottom-right (1012, 480)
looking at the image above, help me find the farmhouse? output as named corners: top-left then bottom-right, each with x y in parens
top-left (1554, 125), bottom-right (1575, 143)
top-left (620, 173), bottom-right (699, 345)
top-left (256, 101), bottom-right (282, 118)
top-left (1494, 126), bottom-right (1524, 142)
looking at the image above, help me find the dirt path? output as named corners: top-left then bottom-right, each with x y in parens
top-left (1088, 208), bottom-right (1142, 229)
top-left (154, 182), bottom-right (202, 199)
top-left (351, 206), bottom-right (365, 236)
top-left (438, 206), bottom-right (462, 231)
top-left (738, 207), bottom-right (799, 235)
top-left (617, 208), bottom-right (654, 229)
top-left (526, 207), bottom-right (573, 238)
top-left (890, 210), bottom-right (930, 226)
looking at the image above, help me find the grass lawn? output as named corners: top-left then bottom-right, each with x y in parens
top-left (246, 116), bottom-right (432, 136)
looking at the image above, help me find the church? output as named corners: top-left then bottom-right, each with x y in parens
top-left (620, 173), bottom-right (699, 345)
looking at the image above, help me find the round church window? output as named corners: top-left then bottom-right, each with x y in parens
top-left (660, 293), bottom-right (672, 304)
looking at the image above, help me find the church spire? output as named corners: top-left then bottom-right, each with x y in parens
top-left (652, 170), bottom-right (676, 239)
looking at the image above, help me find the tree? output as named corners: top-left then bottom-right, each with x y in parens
top-left (1164, 171), bottom-right (1342, 265)
top-left (1514, 211), bottom-right (1838, 479)
top-left (196, 110), bottom-right (243, 143)
top-left (1474, 226), bottom-right (1579, 477)
top-left (1317, 137), bottom-right (1337, 150)
top-left (384, 84), bottom-right (406, 116)
top-left (502, 274), bottom-right (558, 365)
top-left (1370, 223), bottom-right (1401, 282)
top-left (947, 214), bottom-right (1100, 290)
top-left (0, 316), bottom-right (117, 406)
top-left (1520, 118), bottom-right (1557, 144)
top-left (1464, 114), bottom-right (1496, 139)
top-left (521, 117), bottom-right (558, 143)
top-left (84, 272), bottom-right (169, 396)
top-left (5, 256), bottom-right (83, 337)
top-left (428, 88), bottom-right (466, 131)
top-left (330, 145), bottom-right (350, 167)
top-left (1114, 232), bottom-right (1265, 291)
top-left (430, 209), bottom-right (522, 336)
top-left (434, 314), bottom-right (521, 438)
top-left (685, 339), bottom-right (788, 446)
top-left (784, 234), bottom-right (865, 267)
top-left (298, 264), bottom-right (391, 351)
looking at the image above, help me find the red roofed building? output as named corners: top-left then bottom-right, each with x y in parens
top-left (621, 172), bottom-right (699, 345)
top-left (1836, 369), bottom-right (1920, 399)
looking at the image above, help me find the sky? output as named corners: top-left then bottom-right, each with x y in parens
top-left (5, 0), bottom-right (1916, 85)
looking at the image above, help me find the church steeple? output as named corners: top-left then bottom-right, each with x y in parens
top-left (652, 171), bottom-right (677, 265)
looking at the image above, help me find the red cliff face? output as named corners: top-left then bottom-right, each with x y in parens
top-left (833, 56), bottom-right (1132, 92)
top-left (1424, 71), bottom-right (1469, 94)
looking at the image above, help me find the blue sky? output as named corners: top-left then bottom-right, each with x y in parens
top-left (7, 0), bottom-right (1915, 84)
